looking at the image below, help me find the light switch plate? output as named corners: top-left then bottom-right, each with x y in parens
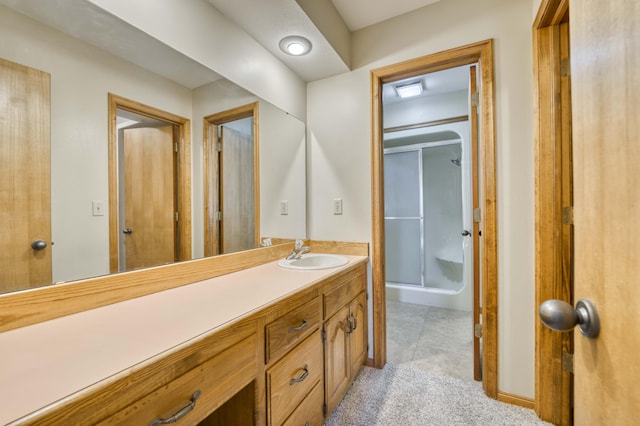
top-left (280, 200), bottom-right (288, 215)
top-left (333, 198), bottom-right (343, 215)
top-left (92, 200), bottom-right (105, 216)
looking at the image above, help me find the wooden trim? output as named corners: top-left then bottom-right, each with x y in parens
top-left (365, 358), bottom-right (375, 368)
top-left (533, 1), bottom-right (573, 424)
top-left (383, 115), bottom-right (469, 133)
top-left (107, 94), bottom-right (192, 273)
top-left (370, 39), bottom-right (499, 398)
top-left (203, 102), bottom-right (260, 255)
top-left (534, 0), bottom-right (569, 27)
top-left (470, 65), bottom-right (482, 382)
top-left (0, 242), bottom-right (294, 333)
top-left (498, 392), bottom-right (535, 409)
top-left (309, 240), bottom-right (369, 256)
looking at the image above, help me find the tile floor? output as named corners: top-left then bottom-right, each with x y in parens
top-left (386, 299), bottom-right (474, 381)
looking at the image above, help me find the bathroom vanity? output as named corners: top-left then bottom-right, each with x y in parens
top-left (0, 247), bottom-right (368, 426)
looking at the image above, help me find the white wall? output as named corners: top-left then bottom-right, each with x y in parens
top-left (87, 0), bottom-right (307, 121)
top-left (307, 0), bottom-right (535, 398)
top-left (0, 6), bottom-right (193, 283)
top-left (384, 89), bottom-right (469, 129)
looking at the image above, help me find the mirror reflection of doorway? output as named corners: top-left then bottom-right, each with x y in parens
top-left (203, 103), bottom-right (259, 256)
top-left (108, 94), bottom-right (192, 273)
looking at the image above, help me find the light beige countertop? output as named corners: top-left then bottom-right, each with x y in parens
top-left (0, 254), bottom-right (367, 425)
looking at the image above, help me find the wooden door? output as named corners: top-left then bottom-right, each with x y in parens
top-left (220, 125), bottom-right (255, 254)
top-left (571, 0), bottom-right (640, 423)
top-left (324, 304), bottom-right (351, 414)
top-left (0, 58), bottom-right (51, 292)
top-left (348, 292), bottom-right (367, 376)
top-left (123, 126), bottom-right (175, 271)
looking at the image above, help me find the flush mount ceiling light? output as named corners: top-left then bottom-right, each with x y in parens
top-left (395, 81), bottom-right (423, 98)
top-left (279, 36), bottom-right (312, 56)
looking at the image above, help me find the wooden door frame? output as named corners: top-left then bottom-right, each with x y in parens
top-left (533, 0), bottom-right (573, 424)
top-left (202, 102), bottom-right (260, 257)
top-left (108, 94), bottom-right (192, 273)
top-left (370, 39), bottom-right (498, 398)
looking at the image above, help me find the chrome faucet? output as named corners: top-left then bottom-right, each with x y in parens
top-left (286, 239), bottom-right (310, 260)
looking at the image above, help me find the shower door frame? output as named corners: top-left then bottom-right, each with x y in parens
top-left (384, 139), bottom-right (466, 291)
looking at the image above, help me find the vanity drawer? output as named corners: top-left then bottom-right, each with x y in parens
top-left (100, 334), bottom-right (257, 426)
top-left (323, 266), bottom-right (365, 320)
top-left (282, 380), bottom-right (324, 426)
top-left (267, 330), bottom-right (323, 426)
top-left (266, 296), bottom-right (320, 363)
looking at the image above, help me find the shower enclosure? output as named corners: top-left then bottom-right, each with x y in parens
top-left (384, 125), bottom-right (472, 310)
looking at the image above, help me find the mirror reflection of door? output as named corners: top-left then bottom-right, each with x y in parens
top-left (0, 58), bottom-right (52, 293)
top-left (122, 125), bottom-right (176, 270)
top-left (219, 122), bottom-right (255, 254)
top-left (204, 103), bottom-right (259, 256)
top-left (117, 110), bottom-right (178, 271)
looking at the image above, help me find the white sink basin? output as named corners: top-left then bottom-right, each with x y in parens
top-left (278, 253), bottom-right (349, 270)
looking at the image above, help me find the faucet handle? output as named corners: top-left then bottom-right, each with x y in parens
top-left (294, 239), bottom-right (304, 250)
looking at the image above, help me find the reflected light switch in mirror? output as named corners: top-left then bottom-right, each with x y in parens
top-left (280, 200), bottom-right (288, 215)
top-left (92, 200), bottom-right (105, 216)
top-left (333, 198), bottom-right (343, 215)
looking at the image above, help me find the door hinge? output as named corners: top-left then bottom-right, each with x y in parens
top-left (562, 206), bottom-right (574, 225)
top-left (471, 91), bottom-right (480, 107)
top-left (473, 208), bottom-right (481, 223)
top-left (323, 403), bottom-right (328, 416)
top-left (215, 211), bottom-right (223, 222)
top-left (562, 350), bottom-right (574, 374)
top-left (561, 58), bottom-right (571, 77)
top-left (474, 323), bottom-right (483, 339)
top-left (174, 212), bottom-right (179, 222)
top-left (174, 142), bottom-right (179, 153)
top-left (322, 329), bottom-right (326, 341)
top-left (216, 142), bottom-right (222, 153)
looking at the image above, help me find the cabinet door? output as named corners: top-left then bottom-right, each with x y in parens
top-left (324, 304), bottom-right (351, 414)
top-left (348, 292), bottom-right (367, 378)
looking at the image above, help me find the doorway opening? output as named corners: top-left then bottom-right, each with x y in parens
top-left (383, 68), bottom-right (475, 379)
top-left (203, 102), bottom-right (260, 256)
top-left (108, 94), bottom-right (192, 273)
top-left (370, 40), bottom-right (498, 397)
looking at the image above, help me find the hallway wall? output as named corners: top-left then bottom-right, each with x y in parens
top-left (307, 0), bottom-right (535, 398)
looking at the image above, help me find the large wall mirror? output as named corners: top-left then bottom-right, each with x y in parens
top-left (0, 2), bottom-right (307, 294)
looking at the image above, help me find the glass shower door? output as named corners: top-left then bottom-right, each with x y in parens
top-left (384, 150), bottom-right (423, 286)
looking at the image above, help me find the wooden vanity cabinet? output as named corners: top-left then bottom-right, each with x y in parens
top-left (264, 296), bottom-right (324, 426)
top-left (6, 256), bottom-right (369, 426)
top-left (322, 264), bottom-right (367, 415)
top-left (101, 335), bottom-right (257, 425)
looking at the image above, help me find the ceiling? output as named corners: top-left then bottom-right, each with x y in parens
top-left (208, 0), bottom-right (443, 82)
top-left (2, 0), bottom-right (452, 87)
top-left (331, 0), bottom-right (441, 31)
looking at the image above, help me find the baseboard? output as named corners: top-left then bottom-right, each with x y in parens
top-left (365, 357), bottom-right (375, 368)
top-left (497, 391), bottom-right (535, 409)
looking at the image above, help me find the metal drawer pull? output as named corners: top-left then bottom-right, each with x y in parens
top-left (346, 316), bottom-right (353, 334)
top-left (288, 319), bottom-right (308, 333)
top-left (351, 313), bottom-right (358, 331)
top-left (305, 422), bottom-right (310, 426)
top-left (290, 365), bottom-right (309, 385)
top-left (149, 390), bottom-right (201, 425)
